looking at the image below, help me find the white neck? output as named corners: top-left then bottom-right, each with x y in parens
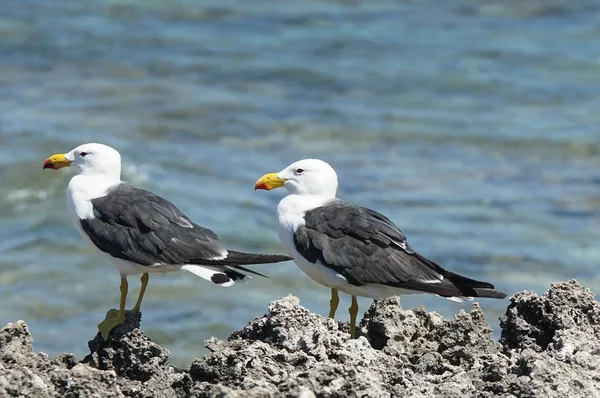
top-left (79, 167), bottom-right (121, 179)
top-left (67, 173), bottom-right (120, 220)
top-left (275, 193), bottom-right (335, 258)
top-left (277, 193), bottom-right (334, 215)
top-left (276, 193), bottom-right (335, 232)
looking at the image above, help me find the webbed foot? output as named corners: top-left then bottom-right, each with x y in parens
top-left (97, 308), bottom-right (125, 341)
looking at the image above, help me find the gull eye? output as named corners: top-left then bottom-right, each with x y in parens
top-left (80, 152), bottom-right (88, 157)
top-left (295, 168), bottom-right (305, 174)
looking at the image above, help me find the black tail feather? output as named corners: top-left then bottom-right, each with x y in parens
top-left (443, 270), bottom-right (506, 298)
top-left (222, 268), bottom-right (248, 282)
top-left (229, 264), bottom-right (268, 278)
top-left (223, 250), bottom-right (292, 265)
top-left (471, 287), bottom-right (508, 299)
top-left (407, 253), bottom-right (507, 299)
top-left (444, 271), bottom-right (495, 289)
top-left (191, 250), bottom-right (291, 267)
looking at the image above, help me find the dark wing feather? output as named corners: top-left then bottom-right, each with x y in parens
top-left (294, 200), bottom-right (506, 299)
top-left (81, 183), bottom-right (228, 266)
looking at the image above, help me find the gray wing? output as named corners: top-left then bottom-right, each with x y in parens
top-left (80, 183), bottom-right (228, 266)
top-left (294, 200), bottom-right (502, 298)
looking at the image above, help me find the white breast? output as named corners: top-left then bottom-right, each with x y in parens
top-left (276, 195), bottom-right (348, 288)
top-left (67, 175), bottom-right (117, 219)
top-left (275, 194), bottom-right (331, 254)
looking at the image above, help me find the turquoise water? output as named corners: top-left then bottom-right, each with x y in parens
top-left (1, 0), bottom-right (600, 366)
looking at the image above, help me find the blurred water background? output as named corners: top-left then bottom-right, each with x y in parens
top-left (1, 0), bottom-right (600, 367)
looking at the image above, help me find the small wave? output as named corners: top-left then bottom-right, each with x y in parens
top-left (121, 164), bottom-right (150, 185)
top-left (5, 189), bottom-right (49, 202)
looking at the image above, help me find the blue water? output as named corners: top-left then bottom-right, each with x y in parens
top-left (1, 0), bottom-right (600, 366)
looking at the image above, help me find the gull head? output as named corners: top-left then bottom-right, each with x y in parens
top-left (255, 158), bottom-right (338, 197)
top-left (43, 143), bottom-right (122, 178)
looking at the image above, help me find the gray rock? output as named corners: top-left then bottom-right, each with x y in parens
top-left (0, 320), bottom-right (123, 398)
top-left (1, 281), bottom-right (600, 397)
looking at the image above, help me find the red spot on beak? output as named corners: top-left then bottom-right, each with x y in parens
top-left (43, 159), bottom-right (56, 170)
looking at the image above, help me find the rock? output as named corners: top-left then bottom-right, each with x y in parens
top-left (496, 280), bottom-right (600, 397)
top-left (189, 295), bottom-right (386, 397)
top-left (500, 280), bottom-right (600, 355)
top-left (0, 320), bottom-right (123, 398)
top-left (0, 321), bottom-right (37, 367)
top-left (1, 281), bottom-right (600, 397)
top-left (81, 310), bottom-right (191, 398)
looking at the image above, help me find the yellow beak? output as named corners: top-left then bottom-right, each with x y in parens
top-left (254, 173), bottom-right (286, 191)
top-left (43, 153), bottom-right (71, 170)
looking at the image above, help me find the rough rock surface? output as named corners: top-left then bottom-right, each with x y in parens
top-left (1, 280), bottom-right (599, 397)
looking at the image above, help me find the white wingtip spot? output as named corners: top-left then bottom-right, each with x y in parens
top-left (444, 296), bottom-right (464, 303)
top-left (443, 296), bottom-right (474, 303)
top-left (420, 275), bottom-right (444, 284)
top-left (176, 217), bottom-right (194, 228)
top-left (211, 252), bottom-right (228, 260)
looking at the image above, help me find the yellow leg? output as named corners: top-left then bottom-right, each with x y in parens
top-left (132, 273), bottom-right (149, 313)
top-left (349, 295), bottom-right (359, 339)
top-left (328, 288), bottom-right (339, 318)
top-left (98, 276), bottom-right (128, 341)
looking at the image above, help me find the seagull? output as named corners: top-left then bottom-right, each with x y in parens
top-left (43, 143), bottom-right (291, 340)
top-left (255, 159), bottom-right (507, 338)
